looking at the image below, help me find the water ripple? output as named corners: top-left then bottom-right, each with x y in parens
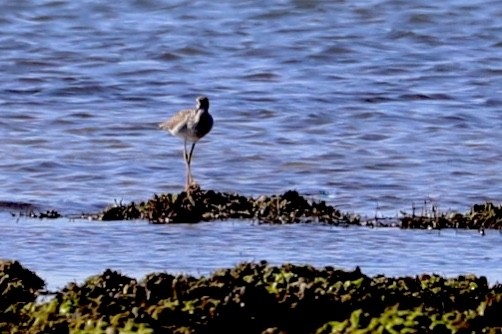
top-left (0, 0), bottom-right (500, 217)
top-left (0, 219), bottom-right (500, 290)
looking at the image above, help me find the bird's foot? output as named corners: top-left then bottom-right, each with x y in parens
top-left (185, 180), bottom-right (201, 193)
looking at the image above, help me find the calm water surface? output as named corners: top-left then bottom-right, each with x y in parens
top-left (1, 214), bottom-right (501, 290)
top-left (0, 0), bottom-right (501, 287)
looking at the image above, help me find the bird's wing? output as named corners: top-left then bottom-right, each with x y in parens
top-left (159, 108), bottom-right (192, 132)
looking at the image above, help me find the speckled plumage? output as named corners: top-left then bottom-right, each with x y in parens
top-left (159, 96), bottom-right (213, 142)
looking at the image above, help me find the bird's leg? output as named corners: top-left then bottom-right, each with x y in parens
top-left (183, 139), bottom-right (190, 163)
top-left (187, 142), bottom-right (196, 166)
top-left (183, 139), bottom-right (190, 189)
top-left (187, 142), bottom-right (197, 186)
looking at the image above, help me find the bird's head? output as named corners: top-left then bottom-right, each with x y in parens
top-left (196, 96), bottom-right (209, 110)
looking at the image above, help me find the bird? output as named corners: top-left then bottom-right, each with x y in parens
top-left (159, 96), bottom-right (213, 190)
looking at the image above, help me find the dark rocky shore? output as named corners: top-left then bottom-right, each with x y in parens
top-left (94, 186), bottom-right (501, 230)
top-left (1, 260), bottom-right (500, 333)
top-left (9, 186), bottom-right (502, 229)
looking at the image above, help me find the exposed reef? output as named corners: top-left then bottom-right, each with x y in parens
top-left (98, 187), bottom-right (359, 225)
top-left (399, 201), bottom-right (502, 230)
top-left (96, 186), bottom-right (502, 229)
top-left (5, 186), bottom-right (502, 229)
top-left (1, 260), bottom-right (500, 333)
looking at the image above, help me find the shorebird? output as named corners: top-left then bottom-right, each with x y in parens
top-left (159, 96), bottom-right (213, 189)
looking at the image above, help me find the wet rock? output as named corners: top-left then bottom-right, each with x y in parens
top-left (399, 201), bottom-right (502, 230)
top-left (1, 261), bottom-right (501, 333)
top-left (0, 260), bottom-right (45, 329)
top-left (468, 202), bottom-right (502, 229)
top-left (0, 260), bottom-right (45, 304)
top-left (38, 210), bottom-right (62, 219)
top-left (99, 187), bottom-right (359, 225)
top-left (101, 201), bottom-right (141, 221)
top-left (88, 190), bottom-right (502, 229)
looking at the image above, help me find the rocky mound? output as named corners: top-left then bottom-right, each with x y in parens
top-left (1, 260), bottom-right (500, 333)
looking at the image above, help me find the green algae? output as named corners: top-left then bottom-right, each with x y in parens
top-left (1, 260), bottom-right (501, 333)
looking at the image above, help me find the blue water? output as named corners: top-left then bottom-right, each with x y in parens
top-left (1, 214), bottom-right (500, 290)
top-left (0, 0), bottom-right (501, 288)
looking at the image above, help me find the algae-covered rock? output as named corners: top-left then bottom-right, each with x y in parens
top-left (0, 260), bottom-right (45, 332)
top-left (468, 202), bottom-right (502, 229)
top-left (3, 261), bottom-right (501, 333)
top-left (400, 201), bottom-right (502, 230)
top-left (97, 188), bottom-right (502, 229)
top-left (8, 186), bottom-right (502, 230)
top-left (0, 260), bottom-right (45, 308)
top-left (99, 186), bottom-right (359, 225)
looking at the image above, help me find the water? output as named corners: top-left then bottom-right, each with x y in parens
top-left (2, 214), bottom-right (500, 290)
top-left (0, 0), bottom-right (501, 288)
